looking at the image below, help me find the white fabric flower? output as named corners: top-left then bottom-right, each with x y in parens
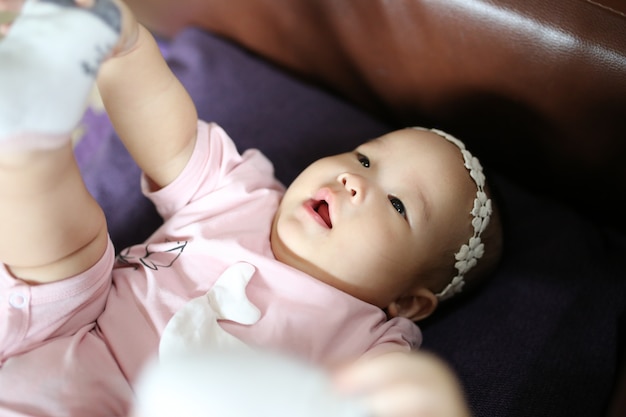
top-left (471, 193), bottom-right (493, 233)
top-left (437, 275), bottom-right (465, 301)
top-left (454, 237), bottom-right (484, 274)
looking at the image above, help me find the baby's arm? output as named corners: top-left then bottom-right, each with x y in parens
top-left (98, 1), bottom-right (198, 190)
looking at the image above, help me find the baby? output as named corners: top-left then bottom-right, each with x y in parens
top-left (0, 0), bottom-right (501, 416)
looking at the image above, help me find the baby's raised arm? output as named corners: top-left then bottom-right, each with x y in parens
top-left (0, 0), bottom-right (196, 285)
top-left (98, 0), bottom-right (198, 190)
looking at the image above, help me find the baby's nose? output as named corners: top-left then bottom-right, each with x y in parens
top-left (337, 173), bottom-right (366, 200)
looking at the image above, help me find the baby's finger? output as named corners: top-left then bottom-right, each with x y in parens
top-left (0, 0), bottom-right (24, 12)
top-left (74, 0), bottom-right (95, 8)
top-left (363, 381), bottom-right (460, 417)
top-left (334, 352), bottom-right (436, 395)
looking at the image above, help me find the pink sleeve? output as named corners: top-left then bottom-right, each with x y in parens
top-left (362, 317), bottom-right (423, 359)
top-left (141, 121), bottom-right (281, 221)
top-left (0, 239), bottom-right (114, 363)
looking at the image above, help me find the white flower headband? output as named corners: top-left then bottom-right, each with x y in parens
top-left (412, 127), bottom-right (493, 301)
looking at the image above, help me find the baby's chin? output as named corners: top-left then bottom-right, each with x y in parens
top-left (268, 213), bottom-right (283, 259)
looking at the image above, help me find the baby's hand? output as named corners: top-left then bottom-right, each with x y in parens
top-left (333, 351), bottom-right (472, 417)
top-left (104, 0), bottom-right (140, 58)
top-left (73, 0), bottom-right (139, 58)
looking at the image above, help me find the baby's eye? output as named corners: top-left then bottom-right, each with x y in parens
top-left (357, 153), bottom-right (370, 168)
top-left (389, 196), bottom-right (406, 217)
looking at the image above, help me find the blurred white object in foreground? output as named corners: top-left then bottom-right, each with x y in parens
top-left (132, 349), bottom-right (368, 417)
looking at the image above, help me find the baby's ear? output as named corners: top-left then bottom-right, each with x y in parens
top-left (387, 288), bottom-right (438, 321)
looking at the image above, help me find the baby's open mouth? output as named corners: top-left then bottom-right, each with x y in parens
top-left (313, 200), bottom-right (332, 228)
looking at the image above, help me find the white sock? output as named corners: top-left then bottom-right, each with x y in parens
top-left (0, 0), bottom-right (121, 149)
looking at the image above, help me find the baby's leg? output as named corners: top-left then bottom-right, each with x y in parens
top-left (0, 0), bottom-right (120, 283)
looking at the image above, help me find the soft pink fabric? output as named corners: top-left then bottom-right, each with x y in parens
top-left (0, 121), bottom-right (421, 416)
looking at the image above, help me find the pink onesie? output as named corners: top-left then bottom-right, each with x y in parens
top-left (0, 122), bottom-right (421, 416)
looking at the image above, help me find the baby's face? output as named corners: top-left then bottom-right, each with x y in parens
top-left (270, 129), bottom-right (476, 310)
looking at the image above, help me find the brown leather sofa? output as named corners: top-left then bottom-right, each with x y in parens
top-left (130, 0), bottom-right (626, 234)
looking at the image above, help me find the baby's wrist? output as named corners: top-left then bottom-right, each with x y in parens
top-left (108, 0), bottom-right (140, 58)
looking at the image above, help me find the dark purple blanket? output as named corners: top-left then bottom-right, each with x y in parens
top-left (75, 28), bottom-right (626, 417)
